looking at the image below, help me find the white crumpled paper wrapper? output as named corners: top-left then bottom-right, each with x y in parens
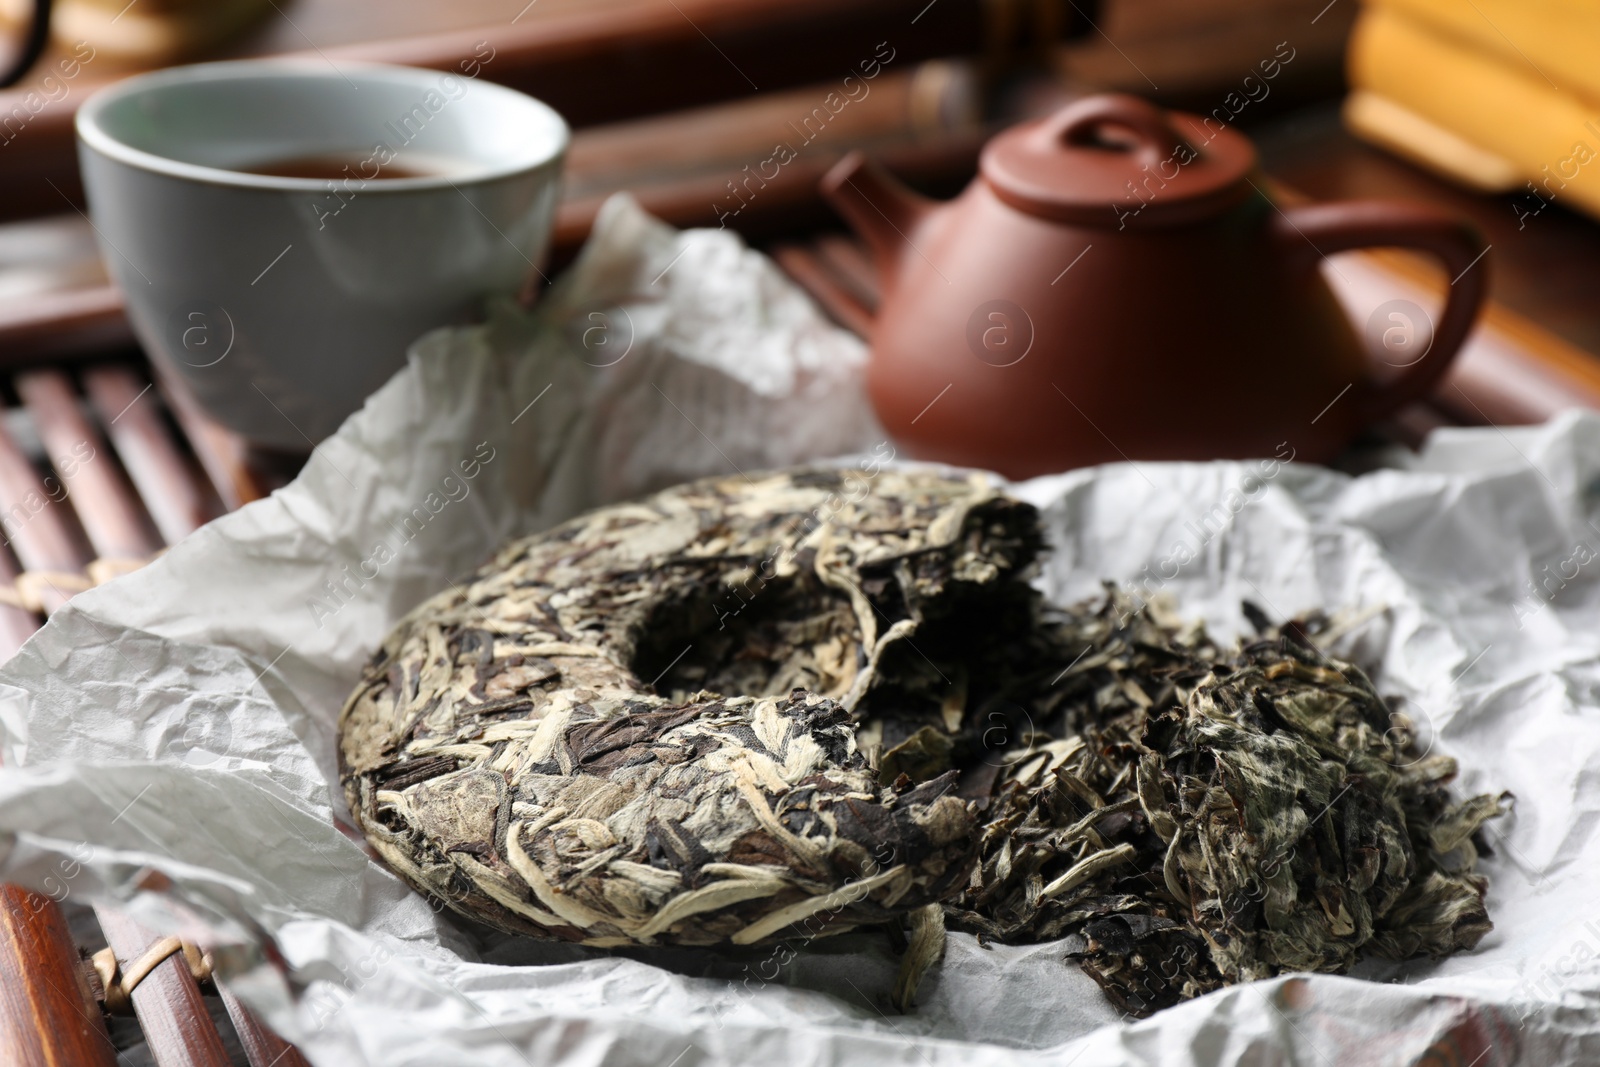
top-left (2, 194), bottom-right (1598, 1065)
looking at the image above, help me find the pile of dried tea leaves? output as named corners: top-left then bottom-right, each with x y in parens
top-left (947, 593), bottom-right (1510, 1017)
top-left (340, 466), bottom-right (1506, 1016)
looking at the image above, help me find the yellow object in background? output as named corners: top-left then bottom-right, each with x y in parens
top-left (1347, 5), bottom-right (1600, 221)
top-left (1375, 0), bottom-right (1600, 105)
top-left (0, 0), bottom-right (275, 65)
top-left (1343, 89), bottom-right (1523, 192)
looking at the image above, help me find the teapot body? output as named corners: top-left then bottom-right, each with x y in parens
top-left (868, 181), bottom-right (1371, 477)
top-left (823, 95), bottom-right (1489, 480)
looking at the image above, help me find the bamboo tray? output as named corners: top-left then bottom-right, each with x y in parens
top-left (0, 219), bottom-right (1597, 1063)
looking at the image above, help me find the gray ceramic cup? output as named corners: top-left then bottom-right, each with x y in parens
top-left (76, 60), bottom-right (567, 449)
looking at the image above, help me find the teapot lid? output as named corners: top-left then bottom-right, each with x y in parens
top-left (980, 94), bottom-right (1257, 228)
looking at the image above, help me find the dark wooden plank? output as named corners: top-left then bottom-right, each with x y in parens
top-left (552, 128), bottom-right (987, 259)
top-left (769, 243), bottom-right (875, 337)
top-left (811, 235), bottom-right (881, 311)
top-left (93, 908), bottom-right (232, 1067)
top-left (278, 0), bottom-right (987, 130)
top-left (0, 887), bottom-right (118, 1067)
top-left (0, 287), bottom-right (133, 365)
top-left (14, 369), bottom-right (162, 563)
top-left (82, 365), bottom-right (216, 546)
top-left (218, 0), bottom-right (633, 55)
top-left (218, 983), bottom-right (311, 1067)
top-left (0, 0), bottom-right (994, 222)
top-left (562, 64), bottom-right (979, 194)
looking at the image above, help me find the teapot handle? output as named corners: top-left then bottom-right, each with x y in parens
top-left (1272, 200), bottom-right (1489, 422)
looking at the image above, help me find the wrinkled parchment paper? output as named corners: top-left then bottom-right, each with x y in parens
top-left (1, 195), bottom-right (1597, 1066)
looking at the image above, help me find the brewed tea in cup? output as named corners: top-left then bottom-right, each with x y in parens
top-left (76, 59), bottom-right (568, 449)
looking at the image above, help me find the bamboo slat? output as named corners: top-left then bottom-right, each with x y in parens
top-left (0, 404), bottom-right (89, 617)
top-left (83, 365), bottom-right (217, 545)
top-left (0, 887), bottom-right (118, 1067)
top-left (810, 235), bottom-right (881, 312)
top-left (0, 510), bottom-right (43, 661)
top-left (769, 243), bottom-right (875, 337)
top-left (15, 369), bottom-right (161, 562)
top-left (218, 984), bottom-right (312, 1067)
top-left (94, 908), bottom-right (232, 1067)
top-left (0, 353), bottom-right (283, 1064)
top-left (149, 366), bottom-right (272, 512)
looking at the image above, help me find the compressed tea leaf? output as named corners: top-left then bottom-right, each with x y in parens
top-left (340, 465), bottom-right (1505, 1012)
top-left (947, 594), bottom-right (1509, 1016)
top-left (340, 467), bottom-right (1045, 947)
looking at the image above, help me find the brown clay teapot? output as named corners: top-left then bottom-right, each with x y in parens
top-left (820, 93), bottom-right (1489, 479)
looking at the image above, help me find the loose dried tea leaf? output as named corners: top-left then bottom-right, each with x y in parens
top-left (340, 468), bottom-right (1048, 948)
top-left (892, 902), bottom-right (948, 1011)
top-left (948, 594), bottom-right (1509, 1016)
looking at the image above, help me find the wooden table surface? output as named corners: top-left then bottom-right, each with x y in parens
top-left (31, 0), bottom-right (682, 73)
top-left (217, 0), bottom-right (618, 53)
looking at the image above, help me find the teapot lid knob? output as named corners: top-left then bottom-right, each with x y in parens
top-left (980, 93), bottom-right (1257, 229)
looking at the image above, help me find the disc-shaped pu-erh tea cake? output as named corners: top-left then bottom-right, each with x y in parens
top-left (339, 467), bottom-right (1054, 948)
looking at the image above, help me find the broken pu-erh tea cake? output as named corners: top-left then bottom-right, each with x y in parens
top-left (338, 467), bottom-right (1506, 1015)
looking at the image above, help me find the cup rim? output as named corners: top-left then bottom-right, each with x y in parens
top-left (75, 58), bottom-right (569, 193)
